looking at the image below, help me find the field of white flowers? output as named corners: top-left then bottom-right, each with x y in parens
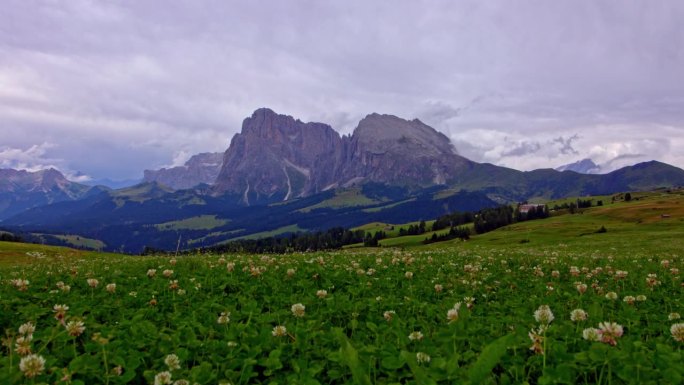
top-left (1, 247), bottom-right (682, 384)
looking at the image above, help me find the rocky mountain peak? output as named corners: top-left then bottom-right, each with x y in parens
top-left (353, 113), bottom-right (457, 156)
top-left (143, 152), bottom-right (223, 190)
top-left (213, 109), bottom-right (345, 204)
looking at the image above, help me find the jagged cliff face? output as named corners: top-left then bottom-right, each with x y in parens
top-left (341, 113), bottom-right (470, 186)
top-left (213, 108), bottom-right (345, 204)
top-left (212, 108), bottom-right (471, 204)
top-left (143, 152), bottom-right (223, 190)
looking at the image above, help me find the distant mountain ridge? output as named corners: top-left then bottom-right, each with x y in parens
top-left (556, 158), bottom-right (602, 174)
top-left (0, 168), bottom-right (105, 220)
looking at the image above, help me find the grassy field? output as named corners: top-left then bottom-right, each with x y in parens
top-left (0, 190), bottom-right (682, 384)
top-left (298, 188), bottom-right (382, 213)
top-left (154, 215), bottom-right (229, 231)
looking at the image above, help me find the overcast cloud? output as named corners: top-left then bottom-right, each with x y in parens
top-left (1, 0), bottom-right (683, 180)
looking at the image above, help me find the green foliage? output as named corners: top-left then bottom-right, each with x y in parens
top-left (0, 240), bottom-right (682, 384)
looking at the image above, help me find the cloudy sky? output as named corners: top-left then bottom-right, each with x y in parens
top-left (1, 1), bottom-right (683, 181)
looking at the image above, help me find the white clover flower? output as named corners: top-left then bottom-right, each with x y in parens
top-left (416, 352), bottom-right (431, 364)
top-left (570, 309), bottom-right (588, 322)
top-left (383, 310), bottom-right (395, 322)
top-left (405, 271), bottom-right (413, 279)
top-left (164, 354), bottom-right (181, 371)
top-left (18, 322), bottom-right (35, 336)
top-left (147, 269), bottom-right (157, 278)
top-left (636, 295), bottom-right (647, 302)
top-left (217, 312), bottom-right (230, 325)
top-left (106, 283), bottom-right (116, 293)
top-left (272, 325), bottom-right (287, 337)
top-left (154, 370), bottom-right (173, 385)
top-left (162, 269), bottom-right (174, 278)
top-left (408, 331), bottom-right (424, 341)
top-left (291, 303), bottom-right (305, 318)
top-left (87, 278), bottom-right (99, 288)
top-left (65, 320), bottom-right (86, 337)
top-left (582, 327), bottom-right (601, 342)
top-left (669, 312), bottom-right (681, 321)
top-left (19, 354), bottom-right (45, 378)
top-left (534, 305), bottom-right (554, 325)
top-left (623, 295), bottom-right (635, 305)
top-left (671, 323), bottom-right (684, 342)
top-left (605, 292), bottom-right (618, 300)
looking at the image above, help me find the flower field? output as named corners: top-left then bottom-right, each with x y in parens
top-left (1, 246), bottom-right (682, 384)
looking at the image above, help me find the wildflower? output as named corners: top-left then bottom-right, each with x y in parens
top-left (551, 270), bottom-right (560, 278)
top-left (463, 296), bottom-right (475, 309)
top-left (169, 258), bottom-right (177, 266)
top-left (623, 295), bottom-right (635, 305)
top-left (162, 269), bottom-right (174, 278)
top-left (528, 325), bottom-right (546, 355)
top-left (570, 309), bottom-right (588, 322)
top-left (605, 292), bottom-right (618, 300)
top-left (147, 269), bottom-right (157, 278)
top-left (645, 273), bottom-right (661, 288)
top-left (582, 327), bottom-right (601, 342)
top-left (614, 270), bottom-right (628, 279)
top-left (286, 268), bottom-right (296, 277)
top-left (576, 283), bottom-right (588, 295)
top-left (416, 352), bottom-right (431, 364)
top-left (226, 262), bottom-right (235, 272)
top-left (164, 354), bottom-right (181, 370)
top-left (154, 371), bottom-right (173, 385)
top-left (383, 310), bottom-right (396, 322)
top-left (15, 336), bottom-right (32, 355)
top-left (447, 303), bottom-right (462, 323)
top-left (112, 366), bottom-right (123, 376)
top-left (405, 271), bottom-right (413, 279)
top-left (569, 266), bottom-right (580, 276)
top-left (636, 295), bottom-right (647, 302)
top-left (661, 259), bottom-right (670, 268)
top-left (129, 291), bottom-right (137, 297)
top-left (434, 284), bottom-right (443, 293)
top-left (217, 312), bottom-right (230, 324)
top-left (316, 289), bottom-right (327, 299)
top-left (18, 322), bottom-right (35, 336)
top-left (669, 312), bottom-right (681, 321)
top-left (671, 268), bottom-right (680, 275)
top-left (149, 297), bottom-right (158, 306)
top-left (597, 322), bottom-right (624, 346)
top-left (168, 280), bottom-right (179, 290)
top-left (173, 380), bottom-right (189, 385)
top-left (19, 354), bottom-right (45, 378)
top-left (53, 304), bottom-right (69, 322)
top-left (87, 278), bottom-right (99, 288)
top-left (11, 278), bottom-right (29, 291)
top-left (534, 305), bottom-right (555, 325)
top-left (408, 331), bottom-right (424, 341)
top-left (65, 320), bottom-right (86, 337)
top-left (272, 325), bottom-right (287, 337)
top-left (671, 323), bottom-right (684, 342)
top-left (291, 303), bottom-right (305, 318)
top-left (106, 283), bottom-right (116, 293)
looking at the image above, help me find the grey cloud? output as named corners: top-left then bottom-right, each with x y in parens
top-left (501, 141), bottom-right (542, 157)
top-left (551, 135), bottom-right (580, 156)
top-left (1, 0), bottom-right (683, 179)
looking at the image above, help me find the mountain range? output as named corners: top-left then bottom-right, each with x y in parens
top-left (2, 108), bottom-right (684, 253)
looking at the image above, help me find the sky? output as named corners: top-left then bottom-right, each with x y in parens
top-left (1, 0), bottom-right (683, 182)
